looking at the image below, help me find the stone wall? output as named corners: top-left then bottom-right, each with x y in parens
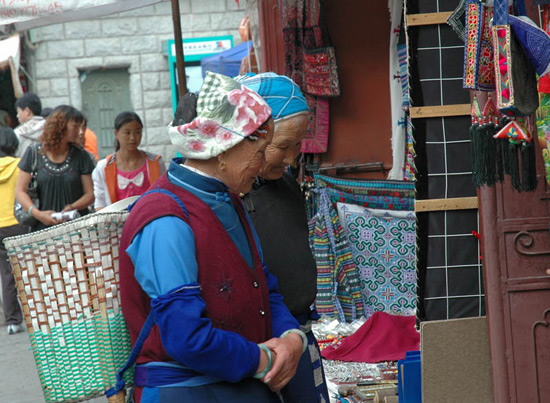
top-left (27, 0), bottom-right (246, 161)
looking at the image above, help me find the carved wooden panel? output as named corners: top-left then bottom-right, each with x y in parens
top-left (503, 228), bottom-right (550, 279)
top-left (507, 290), bottom-right (550, 403)
top-left (480, 136), bottom-right (550, 402)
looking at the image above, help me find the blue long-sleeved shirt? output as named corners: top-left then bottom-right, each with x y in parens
top-left (126, 159), bottom-right (299, 386)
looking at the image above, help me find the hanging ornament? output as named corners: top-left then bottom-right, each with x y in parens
top-left (493, 116), bottom-right (537, 191)
top-left (471, 92), bottom-right (501, 186)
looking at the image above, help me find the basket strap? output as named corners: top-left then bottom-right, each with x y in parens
top-left (129, 187), bottom-right (189, 220)
top-left (105, 310), bottom-right (155, 398)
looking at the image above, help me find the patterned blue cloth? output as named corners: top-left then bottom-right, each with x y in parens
top-left (236, 72), bottom-right (309, 121)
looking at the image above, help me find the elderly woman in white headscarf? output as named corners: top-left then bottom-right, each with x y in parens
top-left (238, 72), bottom-right (329, 402)
top-left (115, 72), bottom-right (306, 403)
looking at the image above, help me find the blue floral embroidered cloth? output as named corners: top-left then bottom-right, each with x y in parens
top-left (336, 202), bottom-right (417, 319)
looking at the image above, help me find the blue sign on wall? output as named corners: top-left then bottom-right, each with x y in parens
top-left (167, 36), bottom-right (233, 111)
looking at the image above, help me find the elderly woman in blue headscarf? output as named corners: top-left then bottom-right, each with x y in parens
top-left (237, 72), bottom-right (330, 402)
top-left (116, 72), bottom-right (307, 403)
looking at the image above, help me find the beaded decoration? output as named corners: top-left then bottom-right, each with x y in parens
top-left (463, 0), bottom-right (483, 89)
top-left (41, 146), bottom-right (73, 175)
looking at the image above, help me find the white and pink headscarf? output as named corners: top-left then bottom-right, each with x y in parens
top-left (168, 71), bottom-right (272, 159)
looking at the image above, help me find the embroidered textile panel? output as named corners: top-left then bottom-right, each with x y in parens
top-left (337, 203), bottom-right (417, 319)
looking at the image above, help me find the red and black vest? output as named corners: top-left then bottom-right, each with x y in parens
top-left (119, 173), bottom-right (272, 364)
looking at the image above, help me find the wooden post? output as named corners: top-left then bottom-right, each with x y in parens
top-left (171, 0), bottom-right (187, 97)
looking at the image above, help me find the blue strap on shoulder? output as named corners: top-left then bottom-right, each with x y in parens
top-left (128, 187), bottom-right (189, 220)
top-left (107, 187), bottom-right (189, 397)
top-left (105, 311), bottom-right (155, 397)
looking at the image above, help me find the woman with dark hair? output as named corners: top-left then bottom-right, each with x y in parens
top-left (15, 105), bottom-right (95, 231)
top-left (92, 111), bottom-right (165, 211)
top-left (0, 127), bottom-right (27, 334)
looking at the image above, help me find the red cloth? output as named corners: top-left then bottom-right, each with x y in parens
top-left (321, 312), bottom-right (420, 363)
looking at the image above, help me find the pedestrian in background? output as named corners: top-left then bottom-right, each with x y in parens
top-left (80, 117), bottom-right (99, 162)
top-left (15, 105), bottom-right (95, 231)
top-left (239, 72), bottom-right (329, 402)
top-left (92, 111), bottom-right (165, 211)
top-left (0, 99), bottom-right (14, 128)
top-left (40, 107), bottom-right (53, 118)
top-left (0, 128), bottom-right (27, 335)
top-left (14, 93), bottom-right (45, 157)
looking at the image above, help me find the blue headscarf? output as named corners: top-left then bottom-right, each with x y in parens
top-left (236, 72), bottom-right (309, 121)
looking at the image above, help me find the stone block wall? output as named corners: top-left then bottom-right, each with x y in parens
top-left (27, 0), bottom-right (246, 161)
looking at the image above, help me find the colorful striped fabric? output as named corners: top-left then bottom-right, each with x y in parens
top-left (404, 115), bottom-right (416, 181)
top-left (309, 190), bottom-right (364, 323)
top-left (313, 174), bottom-right (415, 213)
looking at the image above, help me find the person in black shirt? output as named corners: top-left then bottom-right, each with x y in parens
top-left (238, 73), bottom-right (329, 403)
top-left (15, 105), bottom-right (95, 231)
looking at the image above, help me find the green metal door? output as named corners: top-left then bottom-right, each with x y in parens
top-left (80, 68), bottom-right (132, 159)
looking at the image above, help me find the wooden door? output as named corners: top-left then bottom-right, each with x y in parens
top-left (480, 145), bottom-right (550, 402)
top-left (80, 68), bottom-right (132, 159)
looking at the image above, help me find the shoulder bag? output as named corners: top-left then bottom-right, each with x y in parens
top-left (14, 145), bottom-right (39, 227)
top-left (492, 0), bottom-right (539, 116)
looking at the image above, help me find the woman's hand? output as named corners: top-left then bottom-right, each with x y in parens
top-left (61, 204), bottom-right (74, 213)
top-left (261, 333), bottom-right (303, 391)
top-left (34, 209), bottom-right (60, 226)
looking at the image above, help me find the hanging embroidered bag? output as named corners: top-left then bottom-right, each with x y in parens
top-left (13, 145), bottom-right (39, 227)
top-left (463, 0), bottom-right (495, 90)
top-left (508, 0), bottom-right (550, 76)
top-left (302, 6), bottom-right (341, 98)
top-left (303, 46), bottom-right (341, 97)
top-left (492, 0), bottom-right (539, 116)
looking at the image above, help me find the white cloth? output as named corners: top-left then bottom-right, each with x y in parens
top-left (14, 116), bottom-right (45, 158)
top-left (387, 0), bottom-right (407, 180)
top-left (168, 72), bottom-right (272, 160)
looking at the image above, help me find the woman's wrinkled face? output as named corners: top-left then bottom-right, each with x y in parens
top-left (115, 120), bottom-right (143, 152)
top-left (219, 118), bottom-right (274, 194)
top-left (259, 114), bottom-right (308, 180)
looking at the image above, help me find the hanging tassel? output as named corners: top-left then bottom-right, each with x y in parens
top-left (484, 122), bottom-right (497, 186)
top-left (477, 122), bottom-right (489, 185)
top-left (470, 121), bottom-right (480, 186)
top-left (495, 137), bottom-right (506, 183)
top-left (498, 116), bottom-right (512, 176)
top-left (520, 141), bottom-right (538, 191)
top-left (508, 141), bottom-right (521, 191)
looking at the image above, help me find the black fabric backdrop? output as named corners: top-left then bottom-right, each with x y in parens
top-left (408, 0), bottom-right (486, 322)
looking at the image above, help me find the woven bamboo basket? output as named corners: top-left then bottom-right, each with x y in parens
top-left (4, 211), bottom-right (133, 403)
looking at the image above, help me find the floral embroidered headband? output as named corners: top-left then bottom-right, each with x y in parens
top-left (168, 71), bottom-right (272, 160)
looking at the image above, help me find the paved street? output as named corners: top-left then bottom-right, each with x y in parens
top-left (0, 311), bottom-right (104, 403)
